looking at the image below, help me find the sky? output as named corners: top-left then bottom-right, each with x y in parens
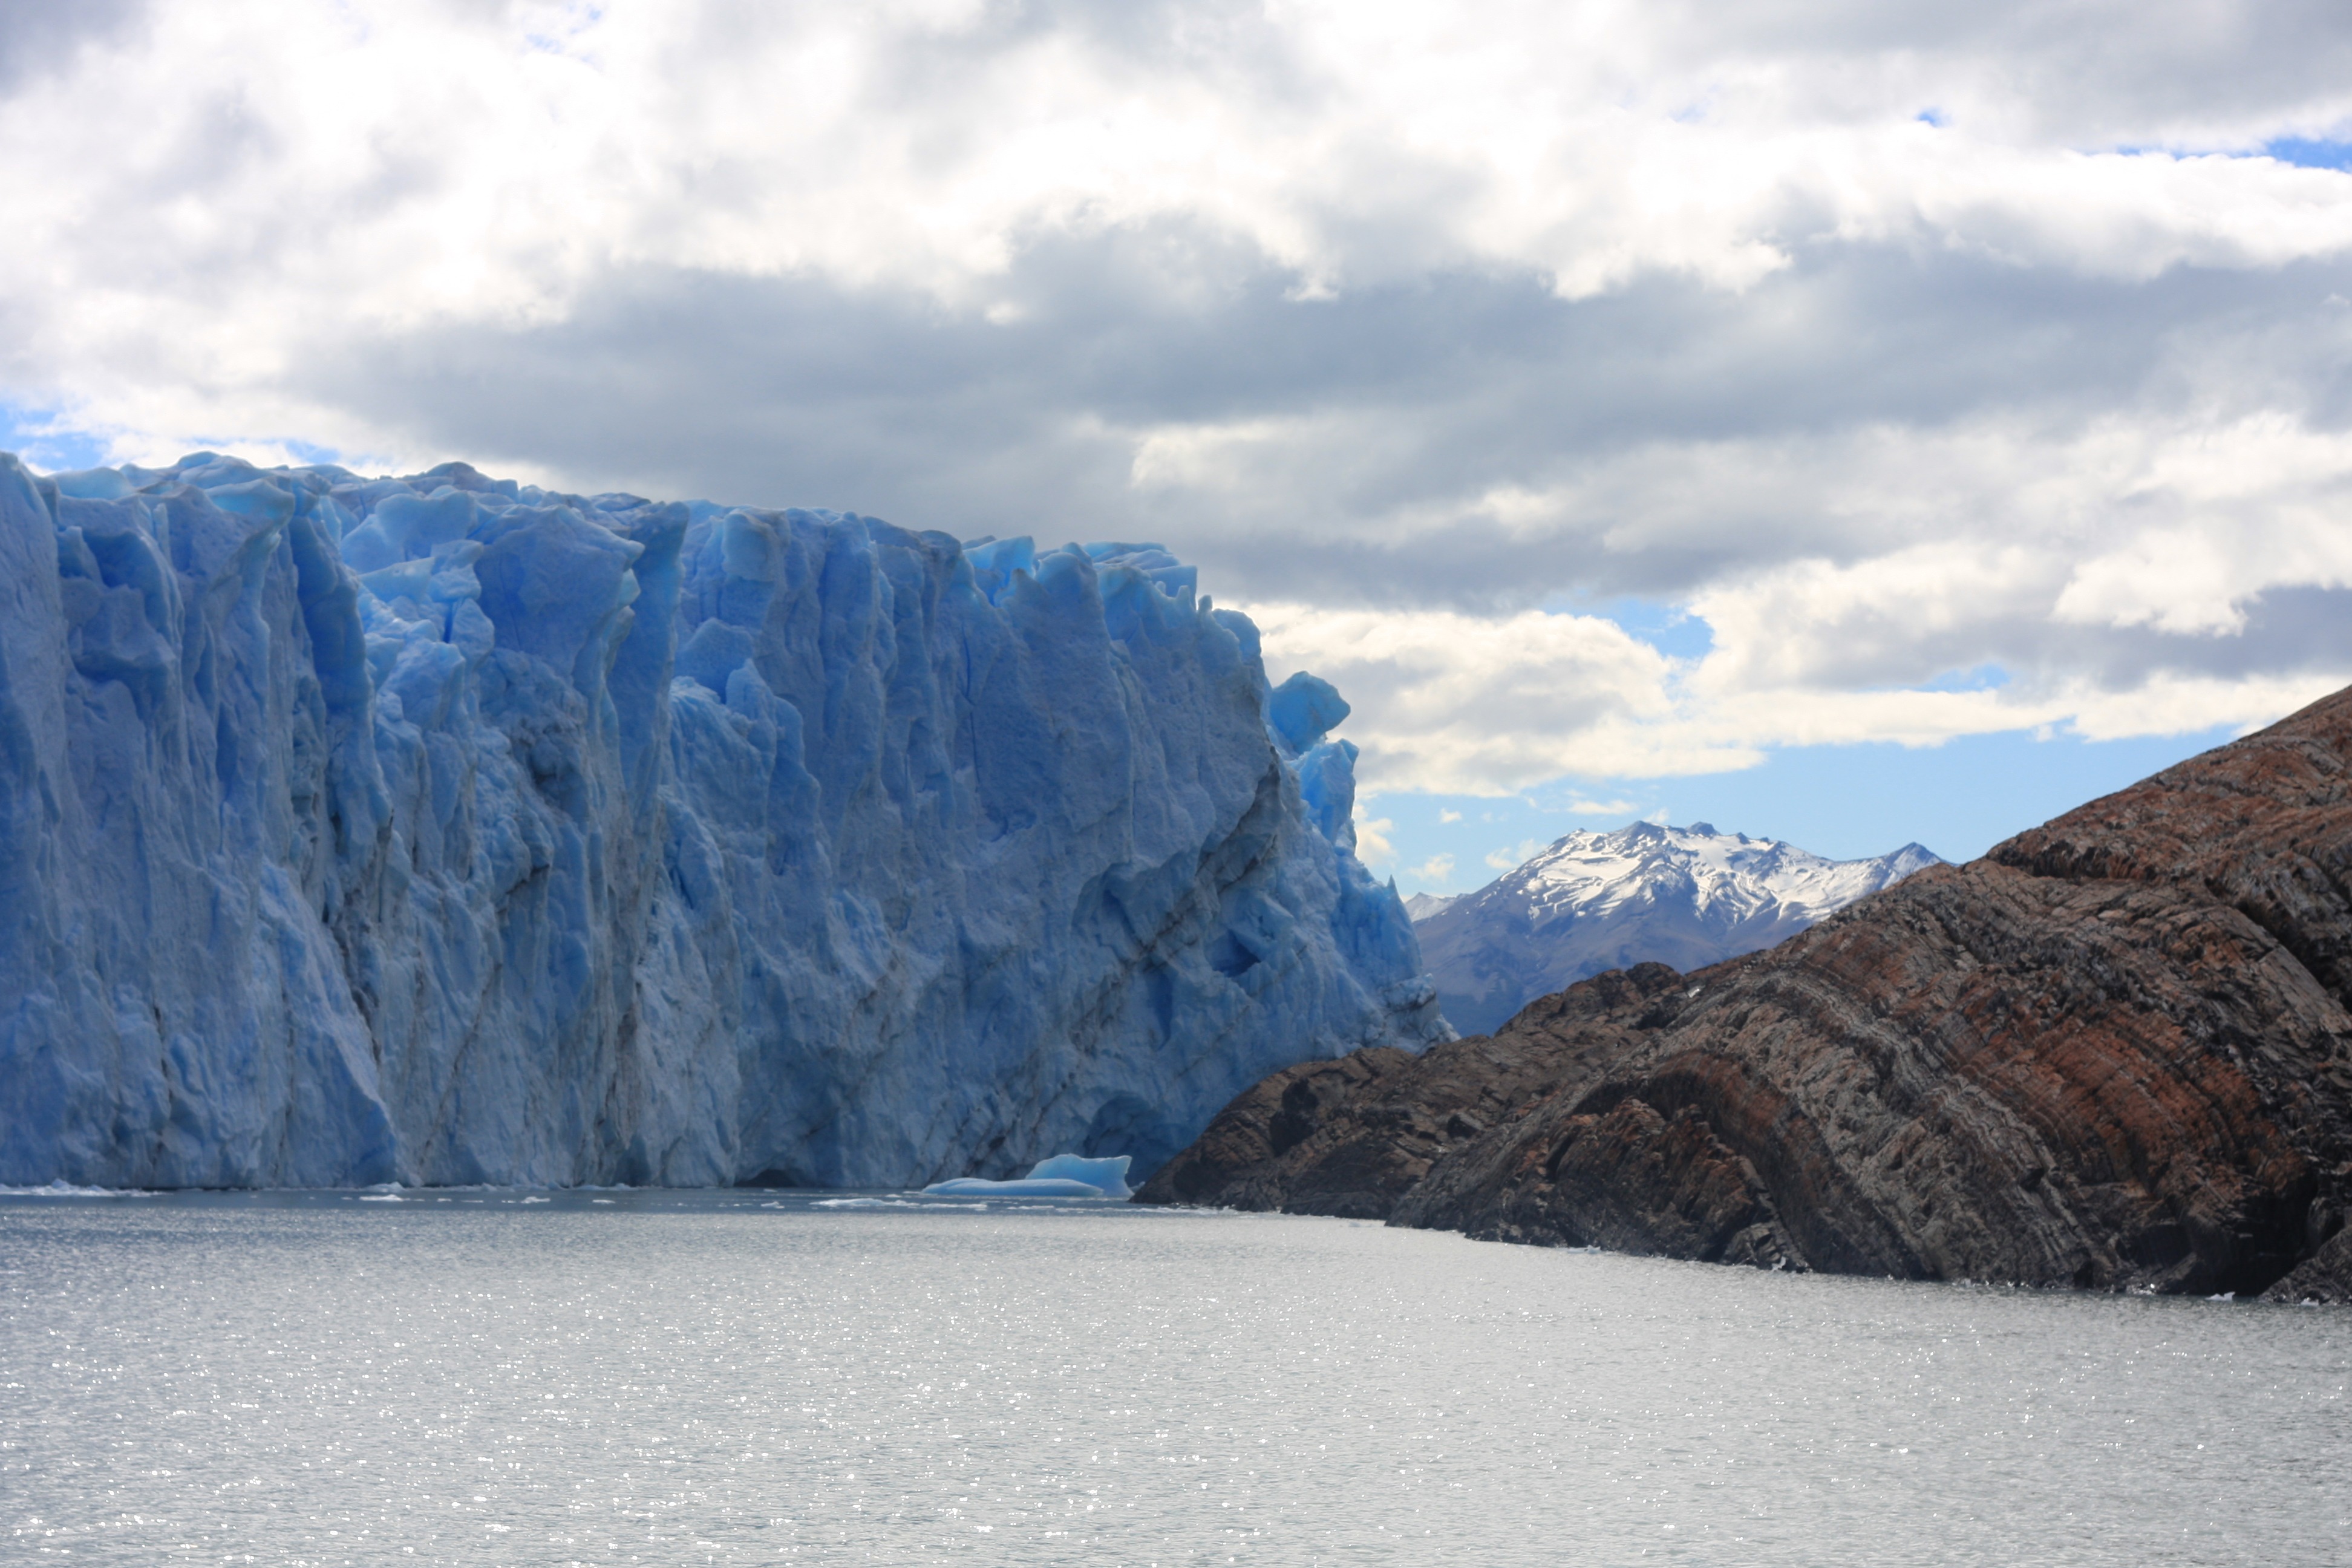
top-left (3, 1), bottom-right (2350, 891)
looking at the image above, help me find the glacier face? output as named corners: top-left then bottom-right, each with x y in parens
top-left (0, 451), bottom-right (1445, 1189)
top-left (1414, 822), bottom-right (1941, 1034)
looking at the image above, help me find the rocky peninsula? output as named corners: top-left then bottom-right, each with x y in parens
top-left (1142, 687), bottom-right (2352, 1304)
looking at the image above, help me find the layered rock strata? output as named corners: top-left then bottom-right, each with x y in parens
top-left (1143, 688), bottom-right (2352, 1302)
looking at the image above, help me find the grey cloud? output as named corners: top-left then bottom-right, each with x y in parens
top-left (680, 0), bottom-right (2352, 149)
top-left (0, 0), bottom-right (146, 95)
top-left (301, 216), bottom-right (2352, 698)
top-left (1735, 587), bottom-right (2352, 699)
top-left (1655, 1), bottom-right (2352, 143)
top-left (323, 231), bottom-right (2344, 517)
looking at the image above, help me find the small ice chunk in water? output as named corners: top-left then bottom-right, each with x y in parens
top-left (1025, 1153), bottom-right (1132, 1197)
top-left (923, 1153), bottom-right (1132, 1199)
top-left (923, 1178), bottom-right (1106, 1198)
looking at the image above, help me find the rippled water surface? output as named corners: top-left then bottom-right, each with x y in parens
top-left (4, 1188), bottom-right (2347, 1564)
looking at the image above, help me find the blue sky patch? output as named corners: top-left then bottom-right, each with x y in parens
top-left (1917, 662), bottom-right (2009, 694)
top-left (2264, 137), bottom-right (2352, 171)
top-left (0, 406), bottom-right (112, 472)
top-left (1367, 722), bottom-right (2241, 895)
top-left (1572, 596), bottom-right (1715, 661)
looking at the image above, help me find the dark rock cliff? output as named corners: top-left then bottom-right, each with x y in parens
top-left (1139, 685), bottom-right (2352, 1302)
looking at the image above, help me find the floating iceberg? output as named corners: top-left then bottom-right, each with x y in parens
top-left (0, 452), bottom-right (1448, 1189)
top-left (924, 1152), bottom-right (1134, 1198)
top-left (921, 1178), bottom-right (1108, 1198)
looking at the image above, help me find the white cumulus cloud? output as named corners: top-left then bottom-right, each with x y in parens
top-left (2, 1), bottom-right (2350, 801)
top-left (1406, 853), bottom-right (1457, 884)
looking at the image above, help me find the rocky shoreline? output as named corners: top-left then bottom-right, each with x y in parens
top-left (1140, 687), bottom-right (2352, 1304)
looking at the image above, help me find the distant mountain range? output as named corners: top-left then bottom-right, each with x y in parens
top-left (1410, 822), bottom-right (1941, 1034)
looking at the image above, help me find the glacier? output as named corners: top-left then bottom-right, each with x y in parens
top-left (0, 451), bottom-right (1446, 1190)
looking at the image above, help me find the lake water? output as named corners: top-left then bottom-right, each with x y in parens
top-left (4, 1189), bottom-right (2346, 1565)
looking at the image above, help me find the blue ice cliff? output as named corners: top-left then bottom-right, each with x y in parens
top-left (0, 453), bottom-right (1446, 1187)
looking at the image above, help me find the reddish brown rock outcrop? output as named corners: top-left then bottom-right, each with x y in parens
top-left (1139, 686), bottom-right (2352, 1302)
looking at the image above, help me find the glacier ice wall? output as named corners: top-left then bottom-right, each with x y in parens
top-left (0, 452), bottom-right (1446, 1188)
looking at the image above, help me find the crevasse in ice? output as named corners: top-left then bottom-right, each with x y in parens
top-left (0, 453), bottom-right (1448, 1188)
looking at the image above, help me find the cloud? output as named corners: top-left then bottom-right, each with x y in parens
top-left (0, 0), bottom-right (146, 95)
top-left (1438, 809), bottom-right (1461, 823)
top-left (1247, 578), bottom-right (2352, 795)
top-left (2, 2), bottom-right (2351, 799)
top-left (1354, 815), bottom-right (1397, 866)
top-left (1406, 853), bottom-right (1457, 884)
top-left (1244, 598), bottom-right (1723, 791)
top-left (1486, 838), bottom-right (1549, 871)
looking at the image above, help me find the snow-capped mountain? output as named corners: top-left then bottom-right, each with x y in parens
top-left (1413, 822), bottom-right (1941, 1035)
top-left (1401, 890), bottom-right (1461, 921)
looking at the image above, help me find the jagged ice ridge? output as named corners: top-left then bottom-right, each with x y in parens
top-left (0, 452), bottom-right (1446, 1189)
